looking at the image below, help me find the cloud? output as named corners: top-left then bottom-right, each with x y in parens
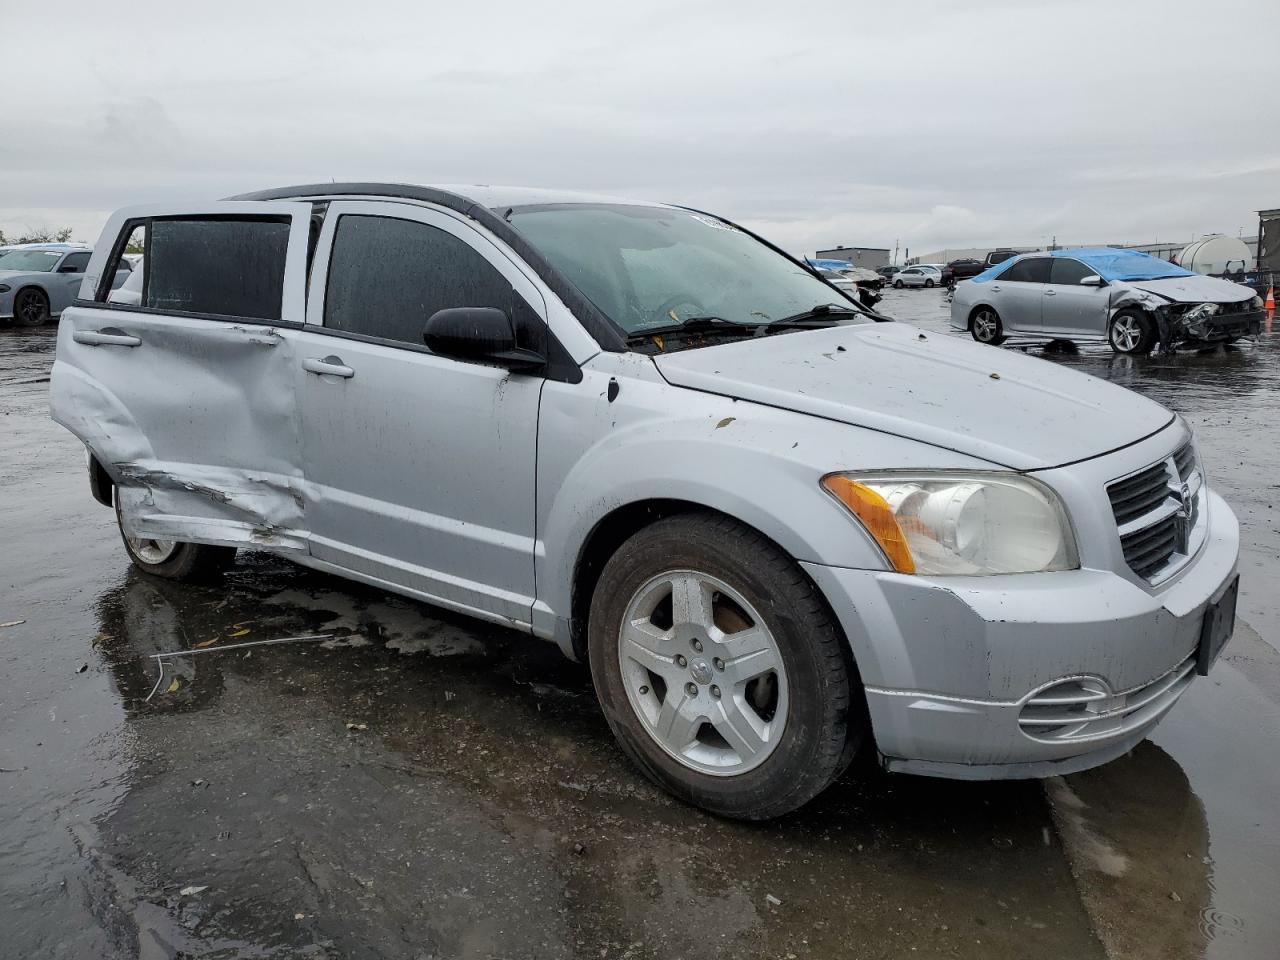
top-left (1, 0), bottom-right (1276, 254)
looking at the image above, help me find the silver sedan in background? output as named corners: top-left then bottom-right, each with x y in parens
top-left (891, 265), bottom-right (941, 288)
top-left (950, 248), bottom-right (1264, 353)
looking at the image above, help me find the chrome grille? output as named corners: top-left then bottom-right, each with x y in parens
top-left (1018, 653), bottom-right (1197, 743)
top-left (1107, 443), bottom-right (1203, 582)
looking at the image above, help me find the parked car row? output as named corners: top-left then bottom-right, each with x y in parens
top-left (950, 247), bottom-right (1264, 353)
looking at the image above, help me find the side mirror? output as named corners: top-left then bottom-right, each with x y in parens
top-left (1079, 274), bottom-right (1104, 287)
top-left (423, 306), bottom-right (545, 371)
top-left (58, 264), bottom-right (81, 273)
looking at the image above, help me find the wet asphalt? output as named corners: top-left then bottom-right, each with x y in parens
top-left (1, 290), bottom-right (1277, 959)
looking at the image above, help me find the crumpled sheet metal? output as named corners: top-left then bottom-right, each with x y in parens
top-left (1107, 287), bottom-right (1219, 352)
top-left (50, 314), bottom-right (308, 550)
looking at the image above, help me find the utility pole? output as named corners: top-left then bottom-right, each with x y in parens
top-left (892, 239), bottom-right (899, 266)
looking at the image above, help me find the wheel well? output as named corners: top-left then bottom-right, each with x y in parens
top-left (568, 500), bottom-right (858, 678)
top-left (966, 304), bottom-right (994, 330)
top-left (15, 284), bottom-right (50, 304)
top-left (569, 499), bottom-right (698, 661)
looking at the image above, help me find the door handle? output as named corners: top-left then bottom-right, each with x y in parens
top-left (73, 328), bottom-right (141, 347)
top-left (1044, 289), bottom-right (1057, 296)
top-left (990, 285), bottom-right (1001, 292)
top-left (303, 356), bottom-right (355, 379)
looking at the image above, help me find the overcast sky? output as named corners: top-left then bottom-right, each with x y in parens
top-left (4, 0), bottom-right (1276, 259)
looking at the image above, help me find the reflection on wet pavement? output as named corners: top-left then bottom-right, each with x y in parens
top-left (1, 308), bottom-right (1277, 958)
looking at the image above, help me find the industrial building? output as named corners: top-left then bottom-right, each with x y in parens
top-left (815, 245), bottom-right (890, 269)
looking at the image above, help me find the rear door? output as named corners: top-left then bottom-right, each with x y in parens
top-left (1042, 256), bottom-right (1109, 338)
top-left (988, 256), bottom-right (1050, 333)
top-left (50, 202), bottom-right (314, 550)
top-left (293, 201), bottom-right (546, 627)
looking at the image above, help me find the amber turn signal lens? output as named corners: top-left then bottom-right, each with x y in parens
top-left (821, 475), bottom-right (916, 574)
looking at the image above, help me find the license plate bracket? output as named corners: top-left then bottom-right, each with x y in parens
top-left (1196, 575), bottom-right (1239, 676)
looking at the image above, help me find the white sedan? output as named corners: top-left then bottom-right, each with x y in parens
top-left (891, 265), bottom-right (941, 289)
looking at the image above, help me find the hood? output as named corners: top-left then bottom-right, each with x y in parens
top-left (1124, 274), bottom-right (1255, 304)
top-left (653, 322), bottom-right (1173, 471)
top-left (0, 270), bottom-right (37, 280)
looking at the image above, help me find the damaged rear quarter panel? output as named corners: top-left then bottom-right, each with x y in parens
top-left (50, 307), bottom-right (307, 550)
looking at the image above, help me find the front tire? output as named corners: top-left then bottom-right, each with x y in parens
top-left (1109, 310), bottom-right (1155, 354)
top-left (970, 306), bottom-right (1006, 345)
top-left (587, 513), bottom-right (861, 820)
top-left (116, 498), bottom-right (237, 581)
top-left (893, 279), bottom-right (904, 289)
top-left (924, 278), bottom-right (935, 288)
top-left (14, 288), bottom-right (51, 327)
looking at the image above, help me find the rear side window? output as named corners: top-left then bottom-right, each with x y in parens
top-left (96, 217), bottom-right (290, 320)
top-left (1049, 258), bottom-right (1094, 284)
top-left (1001, 258), bottom-right (1051, 283)
top-left (60, 252), bottom-right (91, 273)
top-left (324, 215), bottom-right (515, 346)
top-left (146, 219), bottom-right (289, 319)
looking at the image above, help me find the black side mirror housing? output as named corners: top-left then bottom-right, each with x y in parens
top-left (423, 306), bottom-right (545, 372)
top-left (58, 264), bottom-right (80, 273)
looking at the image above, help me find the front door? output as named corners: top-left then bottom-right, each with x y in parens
top-left (295, 201), bottom-right (545, 627)
top-left (1042, 256), bottom-right (1110, 339)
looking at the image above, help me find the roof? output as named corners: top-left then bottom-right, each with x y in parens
top-left (971, 246), bottom-right (1195, 283)
top-left (229, 182), bottom-right (659, 211)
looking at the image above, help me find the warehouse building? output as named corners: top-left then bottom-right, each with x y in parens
top-left (815, 245), bottom-right (890, 269)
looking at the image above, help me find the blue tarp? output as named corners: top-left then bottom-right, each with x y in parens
top-left (970, 247), bottom-right (1195, 284)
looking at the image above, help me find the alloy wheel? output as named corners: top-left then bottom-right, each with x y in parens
top-left (1111, 315), bottom-right (1142, 352)
top-left (617, 570), bottom-right (788, 776)
top-left (126, 534), bottom-right (180, 564)
top-left (973, 309), bottom-right (998, 342)
top-left (15, 290), bottom-right (49, 327)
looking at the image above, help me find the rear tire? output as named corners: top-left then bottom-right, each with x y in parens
top-left (14, 288), bottom-right (50, 327)
top-left (1109, 310), bottom-right (1155, 355)
top-left (970, 306), bottom-right (1006, 345)
top-left (893, 279), bottom-right (904, 289)
top-left (116, 498), bottom-right (237, 581)
top-left (587, 513), bottom-right (862, 820)
top-left (924, 278), bottom-right (935, 288)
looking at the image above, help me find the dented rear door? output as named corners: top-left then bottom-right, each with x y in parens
top-left (50, 202), bottom-right (315, 551)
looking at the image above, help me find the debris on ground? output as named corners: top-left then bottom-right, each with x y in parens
top-left (346, 722), bottom-right (368, 731)
top-left (765, 894), bottom-right (783, 907)
top-left (179, 885), bottom-right (208, 897)
top-left (0, 620), bottom-right (25, 629)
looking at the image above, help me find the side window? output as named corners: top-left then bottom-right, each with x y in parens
top-left (324, 215), bottom-right (517, 346)
top-left (1001, 258), bottom-right (1051, 283)
top-left (60, 252), bottom-right (91, 273)
top-left (96, 218), bottom-right (290, 321)
top-left (1049, 258), bottom-right (1094, 285)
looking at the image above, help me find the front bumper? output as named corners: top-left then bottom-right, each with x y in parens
top-left (802, 489), bottom-right (1240, 779)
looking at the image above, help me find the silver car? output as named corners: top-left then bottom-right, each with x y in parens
top-left (891, 265), bottom-right (941, 288)
top-left (950, 247), bottom-right (1264, 353)
top-left (0, 244), bottom-right (131, 326)
top-left (50, 185), bottom-right (1240, 819)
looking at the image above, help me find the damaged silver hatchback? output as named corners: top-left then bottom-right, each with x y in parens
top-left (51, 185), bottom-right (1241, 819)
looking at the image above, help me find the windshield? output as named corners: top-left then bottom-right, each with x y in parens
top-left (505, 204), bottom-right (861, 335)
top-left (0, 249), bottom-right (64, 272)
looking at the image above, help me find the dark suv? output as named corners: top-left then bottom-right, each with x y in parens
top-left (940, 258), bottom-right (984, 286)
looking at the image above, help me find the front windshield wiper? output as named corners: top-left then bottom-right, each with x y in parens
top-left (624, 316), bottom-right (752, 343)
top-left (765, 303), bottom-right (862, 327)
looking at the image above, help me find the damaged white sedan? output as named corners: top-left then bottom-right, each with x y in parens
top-left (51, 186), bottom-right (1240, 819)
top-left (951, 247), bottom-right (1264, 353)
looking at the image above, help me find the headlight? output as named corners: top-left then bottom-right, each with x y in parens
top-left (821, 471), bottom-right (1079, 575)
top-left (1250, 295), bottom-right (1264, 310)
